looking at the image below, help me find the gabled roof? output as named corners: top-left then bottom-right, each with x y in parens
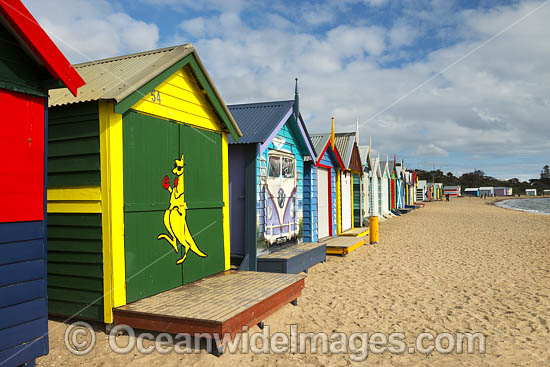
top-left (48, 44), bottom-right (241, 139)
top-left (372, 155), bottom-right (382, 177)
top-left (334, 132), bottom-right (354, 167)
top-left (333, 132), bottom-right (362, 173)
top-left (358, 146), bottom-right (368, 167)
top-left (359, 145), bottom-right (375, 172)
top-left (379, 160), bottom-right (391, 177)
top-left (228, 100), bottom-right (293, 144)
top-left (309, 133), bottom-right (345, 170)
top-left (227, 100), bottom-right (315, 159)
top-left (310, 134), bottom-right (329, 154)
top-left (0, 0), bottom-right (84, 95)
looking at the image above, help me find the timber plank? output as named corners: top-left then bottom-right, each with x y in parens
top-left (114, 270), bottom-right (305, 346)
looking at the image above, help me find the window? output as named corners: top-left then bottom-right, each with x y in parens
top-left (268, 156), bottom-right (280, 177)
top-left (282, 157), bottom-right (295, 178)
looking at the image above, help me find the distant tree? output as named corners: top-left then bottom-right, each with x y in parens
top-left (473, 170), bottom-right (485, 177)
top-left (541, 165), bottom-right (550, 183)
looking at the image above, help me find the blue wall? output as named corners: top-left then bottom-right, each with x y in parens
top-left (303, 161), bottom-right (317, 242)
top-left (317, 146), bottom-right (338, 237)
top-left (0, 221), bottom-right (49, 366)
top-left (256, 122), bottom-right (308, 251)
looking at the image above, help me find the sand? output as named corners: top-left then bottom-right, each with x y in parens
top-left (37, 197), bottom-right (550, 366)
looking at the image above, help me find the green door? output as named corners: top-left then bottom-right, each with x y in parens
top-left (123, 111), bottom-right (225, 302)
top-left (179, 124), bottom-right (224, 284)
top-left (123, 111), bottom-right (182, 302)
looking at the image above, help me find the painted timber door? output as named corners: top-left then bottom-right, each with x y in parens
top-left (340, 171), bottom-right (352, 231)
top-left (123, 111), bottom-right (224, 303)
top-left (264, 151), bottom-right (298, 245)
top-left (0, 89), bottom-right (45, 222)
top-left (353, 174), bottom-right (361, 227)
top-left (317, 167), bottom-right (330, 239)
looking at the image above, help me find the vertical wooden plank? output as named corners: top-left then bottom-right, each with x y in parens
top-left (122, 110), bottom-right (182, 303)
top-left (179, 124), bottom-right (224, 284)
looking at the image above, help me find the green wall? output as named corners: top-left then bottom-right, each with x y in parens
top-left (47, 102), bottom-right (104, 320)
top-left (48, 102), bottom-right (101, 187)
top-left (47, 213), bottom-right (103, 320)
top-left (0, 24), bottom-right (48, 96)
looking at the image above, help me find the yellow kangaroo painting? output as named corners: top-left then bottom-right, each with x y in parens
top-left (157, 154), bottom-right (207, 264)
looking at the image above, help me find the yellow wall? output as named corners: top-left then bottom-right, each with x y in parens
top-left (47, 185), bottom-right (101, 213)
top-left (131, 65), bottom-right (222, 133)
top-left (99, 101), bottom-right (126, 323)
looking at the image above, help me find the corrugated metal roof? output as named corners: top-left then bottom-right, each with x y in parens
top-left (227, 100), bottom-right (293, 144)
top-left (49, 45), bottom-right (194, 106)
top-left (358, 146), bottom-right (368, 165)
top-left (48, 44), bottom-right (242, 137)
top-left (309, 133), bottom-right (330, 155)
top-left (334, 132), bottom-right (356, 167)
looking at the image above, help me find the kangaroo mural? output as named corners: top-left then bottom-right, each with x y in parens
top-left (158, 154), bottom-right (207, 264)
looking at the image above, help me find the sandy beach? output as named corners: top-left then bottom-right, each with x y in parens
top-left (38, 197), bottom-right (550, 366)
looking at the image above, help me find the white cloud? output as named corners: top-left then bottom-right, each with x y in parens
top-left (416, 144), bottom-right (449, 157)
top-left (363, 0), bottom-right (388, 6)
top-left (22, 0), bottom-right (159, 62)
top-left (22, 0), bottom-right (550, 179)
top-left (174, 1), bottom-right (550, 179)
top-left (388, 22), bottom-right (419, 48)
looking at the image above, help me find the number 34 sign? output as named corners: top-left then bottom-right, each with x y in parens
top-left (151, 90), bottom-right (161, 104)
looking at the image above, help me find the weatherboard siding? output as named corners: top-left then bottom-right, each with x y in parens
top-left (45, 102), bottom-right (104, 320)
top-left (47, 213), bottom-right (104, 320)
top-left (318, 152), bottom-right (338, 236)
top-left (0, 24), bottom-right (48, 97)
top-left (131, 65), bottom-right (222, 133)
top-left (0, 221), bottom-right (49, 365)
top-left (303, 161), bottom-right (318, 243)
top-left (256, 123), bottom-right (306, 249)
top-left (48, 102), bottom-right (101, 187)
top-left (48, 213), bottom-right (103, 320)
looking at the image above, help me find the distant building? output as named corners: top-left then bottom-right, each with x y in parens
top-left (494, 187), bottom-right (512, 196)
top-left (417, 180), bottom-right (427, 201)
top-left (526, 189), bottom-right (537, 196)
top-left (464, 188), bottom-right (480, 197)
top-left (543, 189), bottom-right (550, 196)
top-left (479, 187), bottom-right (495, 197)
top-left (444, 185), bottom-right (461, 197)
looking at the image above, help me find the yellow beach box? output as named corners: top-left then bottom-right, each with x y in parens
top-left (47, 45), bottom-right (242, 323)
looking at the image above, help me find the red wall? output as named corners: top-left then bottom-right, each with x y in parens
top-left (0, 88), bottom-right (45, 223)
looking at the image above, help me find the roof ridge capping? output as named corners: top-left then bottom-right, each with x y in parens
top-left (73, 44), bottom-right (191, 68)
top-left (48, 43), bottom-right (242, 138)
top-left (228, 100), bottom-right (294, 108)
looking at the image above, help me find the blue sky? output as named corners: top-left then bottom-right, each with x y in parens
top-left (24, 0), bottom-right (550, 181)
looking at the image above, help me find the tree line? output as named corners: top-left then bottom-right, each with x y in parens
top-left (414, 165), bottom-right (550, 194)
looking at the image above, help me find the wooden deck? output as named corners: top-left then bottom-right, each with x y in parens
top-left (321, 236), bottom-right (365, 256)
top-left (340, 227), bottom-right (370, 237)
top-left (258, 242), bottom-right (326, 274)
top-left (114, 271), bottom-right (305, 351)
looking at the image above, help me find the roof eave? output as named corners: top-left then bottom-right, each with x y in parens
top-left (0, 0), bottom-right (85, 96)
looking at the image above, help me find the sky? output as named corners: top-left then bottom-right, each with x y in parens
top-left (22, 0), bottom-right (550, 181)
